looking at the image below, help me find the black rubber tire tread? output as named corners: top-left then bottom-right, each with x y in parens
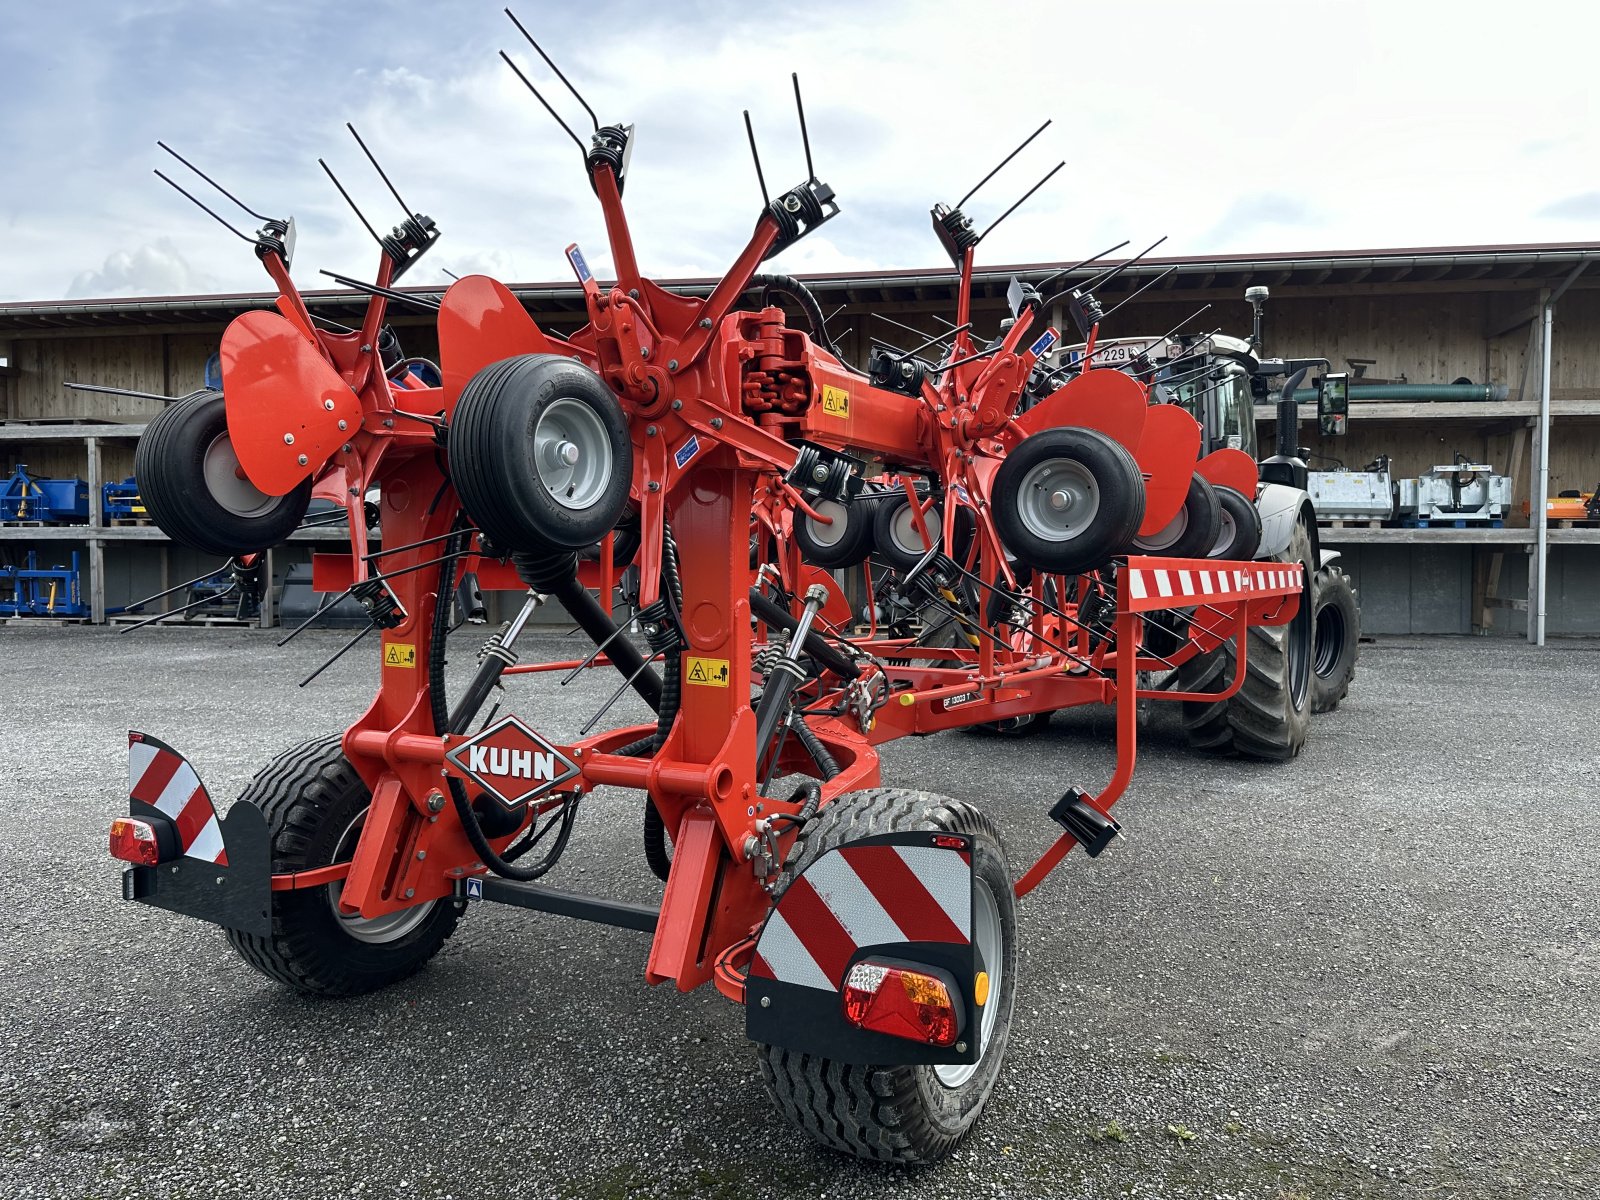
top-left (1209, 485), bottom-right (1263, 560)
top-left (449, 353), bottom-right (633, 553)
top-left (756, 787), bottom-right (1018, 1165)
top-left (991, 426), bottom-right (1145, 574)
top-left (1311, 564), bottom-right (1360, 713)
top-left (135, 391), bottom-right (312, 557)
top-left (224, 735), bottom-right (461, 996)
top-left (871, 493), bottom-right (974, 572)
top-left (1133, 473), bottom-right (1220, 559)
top-left (795, 494), bottom-right (879, 569)
top-left (1174, 520), bottom-right (1314, 761)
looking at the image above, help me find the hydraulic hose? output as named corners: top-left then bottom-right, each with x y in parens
top-left (748, 589), bottom-right (860, 681)
top-left (746, 273), bottom-right (844, 360)
top-left (514, 549), bottom-right (662, 712)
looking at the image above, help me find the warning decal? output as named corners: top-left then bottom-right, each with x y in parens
top-left (384, 643), bottom-right (417, 668)
top-left (821, 384), bottom-right (850, 418)
top-left (685, 656), bottom-right (730, 688)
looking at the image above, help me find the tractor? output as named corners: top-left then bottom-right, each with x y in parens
top-left (108, 22), bottom-right (1315, 1164)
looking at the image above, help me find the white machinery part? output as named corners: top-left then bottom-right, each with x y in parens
top-left (1319, 548), bottom-right (1342, 568)
top-left (1255, 482), bottom-right (1309, 559)
top-left (1307, 468), bottom-right (1395, 521)
top-left (1395, 463), bottom-right (1513, 523)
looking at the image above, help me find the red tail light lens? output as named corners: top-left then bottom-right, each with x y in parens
top-left (109, 818), bottom-right (161, 866)
top-left (841, 960), bottom-right (960, 1047)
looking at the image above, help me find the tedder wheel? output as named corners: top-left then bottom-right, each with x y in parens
top-left (756, 788), bottom-right (1017, 1165)
top-left (1132, 472), bottom-right (1220, 559)
top-left (871, 492), bottom-right (974, 572)
top-left (1209, 485), bottom-right (1263, 561)
top-left (991, 427), bottom-right (1144, 575)
top-left (794, 494), bottom-right (879, 569)
top-left (448, 354), bottom-right (633, 554)
top-left (1173, 519), bottom-right (1314, 761)
top-left (1311, 563), bottom-right (1360, 712)
top-left (135, 391), bottom-right (312, 558)
top-left (225, 735), bottom-right (461, 996)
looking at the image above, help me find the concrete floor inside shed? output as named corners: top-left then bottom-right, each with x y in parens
top-left (0, 627), bottom-right (1595, 1199)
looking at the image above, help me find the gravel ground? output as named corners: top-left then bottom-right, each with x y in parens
top-left (0, 625), bottom-right (1595, 1199)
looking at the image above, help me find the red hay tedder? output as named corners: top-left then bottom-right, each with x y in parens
top-left (110, 23), bottom-right (1321, 1164)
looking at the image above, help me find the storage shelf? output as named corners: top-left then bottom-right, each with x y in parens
top-left (0, 525), bottom-right (357, 542)
top-left (1255, 398), bottom-right (1600, 423)
top-left (1318, 526), bottom-right (1600, 545)
top-left (0, 422), bottom-right (147, 441)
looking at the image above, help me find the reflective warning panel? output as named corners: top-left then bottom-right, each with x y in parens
top-left (444, 715), bottom-right (580, 810)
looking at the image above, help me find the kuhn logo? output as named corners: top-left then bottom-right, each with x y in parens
top-left (445, 715), bottom-right (580, 810)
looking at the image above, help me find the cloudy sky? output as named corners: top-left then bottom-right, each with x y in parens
top-left (2, 0), bottom-right (1596, 303)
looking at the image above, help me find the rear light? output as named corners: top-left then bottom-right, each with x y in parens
top-left (109, 818), bottom-right (161, 866)
top-left (841, 960), bottom-right (960, 1047)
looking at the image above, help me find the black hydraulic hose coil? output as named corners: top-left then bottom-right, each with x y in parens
top-left (746, 272), bottom-right (843, 360)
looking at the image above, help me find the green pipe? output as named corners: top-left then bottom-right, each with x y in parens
top-left (1286, 383), bottom-right (1509, 403)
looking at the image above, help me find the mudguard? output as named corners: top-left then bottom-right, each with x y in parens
top-left (745, 831), bottom-right (983, 1067)
top-left (120, 732), bottom-right (271, 936)
top-left (1255, 482), bottom-right (1309, 559)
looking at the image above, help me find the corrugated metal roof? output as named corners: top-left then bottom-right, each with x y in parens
top-left (3, 240), bottom-right (1598, 332)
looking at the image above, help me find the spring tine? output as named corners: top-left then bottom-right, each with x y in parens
top-left (504, 9), bottom-right (599, 131)
top-left (744, 111), bottom-right (771, 208)
top-left (319, 159), bottom-right (383, 246)
top-left (499, 51), bottom-right (586, 153)
top-left (153, 170), bottom-right (255, 244)
top-left (346, 123), bottom-right (412, 215)
top-left (977, 161), bottom-right (1065, 243)
top-left (957, 118), bottom-right (1051, 210)
top-left (117, 583), bottom-right (236, 634)
top-left (121, 564), bottom-right (232, 616)
top-left (276, 591), bottom-right (342, 647)
top-left (578, 654), bottom-right (663, 735)
top-left (298, 622), bottom-right (376, 688)
top-left (560, 621), bottom-right (631, 685)
top-left (155, 141), bottom-right (271, 220)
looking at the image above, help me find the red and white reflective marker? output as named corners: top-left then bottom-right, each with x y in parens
top-left (127, 732), bottom-right (226, 864)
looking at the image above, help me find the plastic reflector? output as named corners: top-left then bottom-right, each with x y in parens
top-left (109, 818), bottom-right (161, 867)
top-left (841, 960), bottom-right (959, 1047)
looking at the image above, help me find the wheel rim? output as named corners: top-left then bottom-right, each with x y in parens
top-left (535, 397), bottom-right (614, 512)
top-left (1210, 508), bottom-right (1237, 557)
top-left (807, 500), bottom-right (850, 548)
top-left (1016, 458), bottom-right (1100, 543)
top-left (890, 502), bottom-right (934, 556)
top-left (935, 877), bottom-right (1003, 1089)
top-left (1314, 596), bottom-right (1347, 678)
top-left (327, 808), bottom-right (437, 944)
top-left (1135, 504), bottom-right (1188, 553)
top-left (202, 432), bottom-right (277, 518)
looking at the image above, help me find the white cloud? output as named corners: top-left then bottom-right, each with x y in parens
top-left (67, 238), bottom-right (220, 299)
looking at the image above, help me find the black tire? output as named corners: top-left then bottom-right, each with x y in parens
top-left (135, 391), bottom-right (311, 558)
top-left (225, 735), bottom-right (461, 996)
top-left (991, 427), bottom-right (1144, 574)
top-left (1311, 564), bottom-right (1360, 713)
top-left (872, 492), bottom-right (974, 572)
top-left (756, 788), bottom-right (1017, 1165)
top-left (1174, 519), bottom-right (1314, 761)
top-left (449, 354), bottom-right (633, 553)
top-left (1132, 473), bottom-right (1220, 559)
top-left (794, 494), bottom-right (878, 569)
top-left (1209, 485), bottom-right (1263, 560)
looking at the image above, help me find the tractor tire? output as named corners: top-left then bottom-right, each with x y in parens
top-left (449, 354), bottom-right (632, 554)
top-left (991, 427), bottom-right (1144, 575)
top-left (1209, 485), bottom-right (1262, 561)
top-left (1311, 564), bottom-right (1360, 713)
top-left (794, 494), bottom-right (878, 569)
top-left (1132, 472), bottom-right (1220, 560)
top-left (135, 391), bottom-right (312, 558)
top-left (1174, 519), bottom-right (1314, 761)
top-left (225, 735), bottom-right (461, 996)
top-left (756, 788), bottom-right (1017, 1165)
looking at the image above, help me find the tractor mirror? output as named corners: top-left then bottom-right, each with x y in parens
top-left (1318, 372), bottom-right (1349, 436)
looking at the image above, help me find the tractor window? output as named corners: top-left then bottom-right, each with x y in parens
top-left (1156, 360), bottom-right (1256, 459)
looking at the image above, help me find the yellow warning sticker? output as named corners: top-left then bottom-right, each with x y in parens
top-left (821, 384), bottom-right (850, 418)
top-left (685, 656), bottom-right (730, 688)
top-left (384, 643), bottom-right (417, 668)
